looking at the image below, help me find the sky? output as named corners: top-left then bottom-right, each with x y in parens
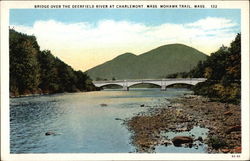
top-left (10, 9), bottom-right (240, 71)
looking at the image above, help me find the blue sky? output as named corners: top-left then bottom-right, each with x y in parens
top-left (10, 9), bottom-right (241, 71)
top-left (10, 9), bottom-right (240, 27)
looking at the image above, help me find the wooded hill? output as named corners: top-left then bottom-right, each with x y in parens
top-left (168, 34), bottom-right (241, 104)
top-left (10, 29), bottom-right (96, 97)
top-left (86, 44), bottom-right (208, 80)
top-left (191, 34), bottom-right (241, 104)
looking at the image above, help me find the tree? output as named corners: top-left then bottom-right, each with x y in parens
top-left (10, 29), bottom-right (40, 94)
top-left (225, 33), bottom-right (241, 81)
top-left (204, 67), bottom-right (213, 79)
top-left (192, 33), bottom-right (241, 104)
top-left (9, 29), bottom-right (97, 96)
top-left (37, 50), bottom-right (59, 92)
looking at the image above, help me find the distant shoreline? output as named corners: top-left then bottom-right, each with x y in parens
top-left (9, 89), bottom-right (98, 98)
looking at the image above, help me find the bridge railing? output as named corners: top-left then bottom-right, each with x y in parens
top-left (93, 78), bottom-right (207, 84)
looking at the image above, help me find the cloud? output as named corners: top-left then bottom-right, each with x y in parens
top-left (12, 17), bottom-right (239, 71)
top-left (186, 17), bottom-right (237, 30)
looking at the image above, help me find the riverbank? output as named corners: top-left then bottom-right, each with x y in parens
top-left (9, 88), bottom-right (100, 98)
top-left (125, 94), bottom-right (241, 153)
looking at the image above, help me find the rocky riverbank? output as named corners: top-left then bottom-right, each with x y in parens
top-left (125, 94), bottom-right (241, 153)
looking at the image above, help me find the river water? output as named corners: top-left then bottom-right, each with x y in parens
top-left (10, 88), bottom-right (207, 153)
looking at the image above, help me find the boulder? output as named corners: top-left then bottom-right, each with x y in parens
top-left (233, 146), bottom-right (241, 153)
top-left (221, 149), bottom-right (230, 153)
top-left (172, 136), bottom-right (193, 146)
top-left (115, 118), bottom-right (124, 121)
top-left (100, 103), bottom-right (107, 107)
top-left (224, 111), bottom-right (233, 116)
top-left (176, 127), bottom-right (188, 132)
top-left (164, 141), bottom-right (172, 146)
top-left (226, 125), bottom-right (241, 134)
top-left (197, 136), bottom-right (203, 142)
top-left (45, 131), bottom-right (55, 136)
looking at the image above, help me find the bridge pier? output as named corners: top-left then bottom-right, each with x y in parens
top-left (123, 86), bottom-right (129, 91)
top-left (161, 85), bottom-right (166, 91)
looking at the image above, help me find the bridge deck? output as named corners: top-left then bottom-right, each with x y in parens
top-left (93, 78), bottom-right (206, 84)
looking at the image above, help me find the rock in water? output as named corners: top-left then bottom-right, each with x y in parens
top-left (45, 131), bottom-right (55, 136)
top-left (172, 136), bottom-right (193, 146)
top-left (115, 118), bottom-right (123, 121)
top-left (197, 136), bottom-right (203, 142)
top-left (100, 103), bottom-right (107, 107)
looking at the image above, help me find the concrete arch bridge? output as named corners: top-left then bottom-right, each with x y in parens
top-left (93, 78), bottom-right (206, 91)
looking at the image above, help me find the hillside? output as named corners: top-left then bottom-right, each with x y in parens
top-left (9, 29), bottom-right (96, 97)
top-left (86, 44), bottom-right (208, 80)
top-left (192, 34), bottom-right (241, 104)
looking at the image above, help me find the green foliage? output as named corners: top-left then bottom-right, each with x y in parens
top-left (192, 34), bottom-right (241, 104)
top-left (10, 29), bottom-right (40, 95)
top-left (9, 29), bottom-right (96, 96)
top-left (37, 50), bottom-right (59, 92)
top-left (166, 72), bottom-right (190, 78)
top-left (95, 77), bottom-right (108, 81)
top-left (208, 136), bottom-right (227, 149)
top-left (86, 44), bottom-right (207, 80)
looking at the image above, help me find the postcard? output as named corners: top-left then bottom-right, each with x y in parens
top-left (1, 0), bottom-right (249, 160)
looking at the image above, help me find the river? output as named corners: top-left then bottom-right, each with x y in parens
top-left (10, 88), bottom-right (201, 153)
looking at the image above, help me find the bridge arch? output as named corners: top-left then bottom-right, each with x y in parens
top-left (93, 78), bottom-right (206, 91)
top-left (165, 82), bottom-right (194, 88)
top-left (128, 82), bottom-right (161, 88)
top-left (99, 84), bottom-right (123, 89)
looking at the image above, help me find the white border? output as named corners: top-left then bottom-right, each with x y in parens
top-left (1, 1), bottom-right (249, 161)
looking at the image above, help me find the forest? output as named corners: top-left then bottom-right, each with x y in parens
top-left (166, 34), bottom-right (241, 104)
top-left (9, 29), bottom-right (97, 97)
